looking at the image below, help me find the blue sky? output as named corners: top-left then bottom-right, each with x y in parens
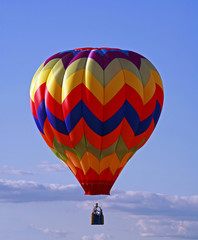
top-left (0, 0), bottom-right (198, 239)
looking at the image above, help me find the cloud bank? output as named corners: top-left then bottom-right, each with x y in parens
top-left (0, 179), bottom-right (85, 202)
top-left (0, 178), bottom-right (198, 239)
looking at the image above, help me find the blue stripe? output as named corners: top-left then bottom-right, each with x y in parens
top-left (83, 101), bottom-right (125, 136)
top-left (65, 101), bottom-right (82, 133)
top-left (36, 100), bottom-right (47, 134)
top-left (94, 49), bottom-right (130, 56)
top-left (153, 101), bottom-right (162, 126)
top-left (125, 101), bottom-right (140, 134)
top-left (33, 116), bottom-right (44, 134)
top-left (65, 101), bottom-right (125, 136)
top-left (44, 100), bottom-right (158, 137)
top-left (46, 107), bottom-right (69, 135)
top-left (135, 114), bottom-right (153, 136)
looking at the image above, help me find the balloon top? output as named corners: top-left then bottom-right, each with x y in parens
top-left (74, 47), bottom-right (120, 51)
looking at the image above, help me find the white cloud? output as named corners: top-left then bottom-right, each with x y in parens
top-left (79, 190), bottom-right (198, 239)
top-left (0, 179), bottom-right (85, 202)
top-left (0, 165), bottom-right (33, 175)
top-left (136, 218), bottom-right (198, 239)
top-left (82, 233), bottom-right (111, 240)
top-left (37, 161), bottom-right (67, 172)
top-left (104, 191), bottom-right (198, 220)
top-left (30, 225), bottom-right (68, 239)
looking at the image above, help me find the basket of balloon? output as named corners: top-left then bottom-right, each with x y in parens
top-left (91, 203), bottom-right (104, 225)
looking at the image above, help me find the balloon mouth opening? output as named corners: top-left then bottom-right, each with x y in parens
top-left (74, 47), bottom-right (120, 51)
top-left (80, 181), bottom-right (113, 195)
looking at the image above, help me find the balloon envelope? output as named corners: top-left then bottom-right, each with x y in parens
top-left (30, 48), bottom-right (164, 195)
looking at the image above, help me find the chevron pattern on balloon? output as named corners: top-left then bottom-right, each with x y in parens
top-left (30, 48), bottom-right (164, 195)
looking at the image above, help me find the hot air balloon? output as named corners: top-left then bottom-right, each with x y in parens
top-left (30, 47), bottom-right (164, 196)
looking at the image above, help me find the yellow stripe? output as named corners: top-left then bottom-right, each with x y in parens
top-left (65, 151), bottom-right (134, 176)
top-left (65, 151), bottom-right (82, 170)
top-left (66, 157), bottom-right (77, 175)
top-left (100, 154), bottom-right (115, 173)
top-left (104, 71), bottom-right (125, 104)
top-left (85, 70), bottom-right (104, 104)
top-left (109, 154), bottom-right (120, 175)
top-left (30, 69), bottom-right (52, 101)
top-left (62, 69), bottom-right (144, 105)
top-left (150, 69), bottom-right (164, 90)
top-left (30, 59), bottom-right (60, 101)
top-left (46, 70), bottom-right (62, 104)
top-left (30, 64), bottom-right (43, 101)
top-left (80, 152), bottom-right (100, 174)
top-left (62, 69), bottom-right (84, 102)
top-left (143, 74), bottom-right (156, 104)
top-left (124, 70), bottom-right (144, 100)
top-left (80, 152), bottom-right (90, 174)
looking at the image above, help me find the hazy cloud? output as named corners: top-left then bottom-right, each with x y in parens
top-left (0, 165), bottom-right (33, 175)
top-left (37, 161), bottom-right (67, 172)
top-left (30, 224), bottom-right (69, 239)
top-left (136, 218), bottom-right (198, 239)
top-left (82, 233), bottom-right (111, 240)
top-left (0, 179), bottom-right (85, 202)
top-left (105, 191), bottom-right (198, 220)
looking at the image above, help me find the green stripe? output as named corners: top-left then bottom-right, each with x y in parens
top-left (52, 135), bottom-right (146, 163)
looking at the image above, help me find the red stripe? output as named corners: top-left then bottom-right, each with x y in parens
top-left (85, 168), bottom-right (99, 181)
top-left (141, 95), bottom-right (156, 121)
top-left (63, 84), bottom-right (142, 122)
top-left (75, 167), bottom-right (86, 182)
top-left (121, 118), bottom-right (135, 149)
top-left (99, 168), bottom-right (111, 181)
top-left (140, 84), bottom-right (164, 121)
top-left (82, 85), bottom-right (104, 121)
top-left (45, 90), bottom-right (64, 120)
top-left (42, 118), bottom-right (55, 148)
top-left (84, 120), bottom-right (122, 149)
top-left (126, 84), bottom-right (143, 117)
top-left (30, 97), bottom-right (37, 119)
top-left (34, 83), bottom-right (46, 111)
top-left (62, 84), bottom-right (82, 119)
top-left (68, 118), bottom-right (84, 147)
top-left (63, 84), bottom-right (126, 121)
top-left (103, 86), bottom-right (125, 121)
top-left (156, 84), bottom-right (164, 108)
top-left (112, 168), bottom-right (123, 182)
top-left (126, 119), bottom-right (155, 150)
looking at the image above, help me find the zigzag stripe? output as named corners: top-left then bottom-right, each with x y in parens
top-left (30, 48), bottom-right (164, 195)
top-left (43, 48), bottom-right (144, 72)
top-left (43, 82), bottom-right (144, 124)
top-left (32, 90), bottom-right (162, 151)
top-left (52, 128), bottom-right (141, 164)
top-left (48, 107), bottom-right (157, 153)
top-left (61, 69), bottom-right (143, 104)
top-left (63, 57), bottom-right (142, 88)
top-left (34, 96), bottom-right (161, 150)
top-left (77, 49), bottom-right (143, 70)
top-left (62, 83), bottom-right (143, 121)
top-left (38, 100), bottom-right (140, 136)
